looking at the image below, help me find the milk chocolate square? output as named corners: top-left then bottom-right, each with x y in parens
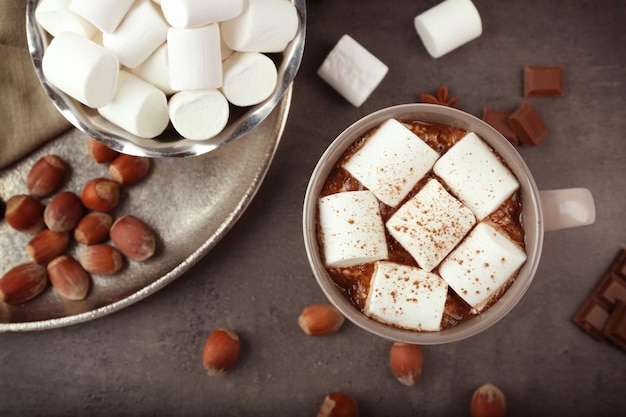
top-left (524, 66), bottom-right (564, 97)
top-left (574, 297), bottom-right (611, 341)
top-left (508, 102), bottom-right (549, 146)
top-left (482, 108), bottom-right (519, 146)
top-left (604, 301), bottom-right (626, 350)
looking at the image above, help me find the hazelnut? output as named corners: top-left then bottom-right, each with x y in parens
top-left (74, 212), bottom-right (113, 245)
top-left (298, 304), bottom-right (345, 336)
top-left (81, 178), bottom-right (120, 212)
top-left (5, 195), bottom-right (45, 234)
top-left (317, 392), bottom-right (358, 417)
top-left (0, 262), bottom-right (48, 305)
top-left (109, 154), bottom-right (151, 185)
top-left (389, 342), bottom-right (423, 386)
top-left (26, 154), bottom-right (67, 197)
top-left (26, 229), bottom-right (70, 264)
top-left (44, 191), bottom-right (84, 232)
top-left (202, 329), bottom-right (241, 376)
top-left (109, 215), bottom-right (156, 261)
top-left (87, 137), bottom-right (119, 163)
top-left (47, 255), bottom-right (90, 300)
top-left (79, 244), bottom-right (123, 275)
top-left (471, 384), bottom-right (506, 417)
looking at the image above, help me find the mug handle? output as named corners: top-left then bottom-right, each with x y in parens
top-left (539, 188), bottom-right (596, 232)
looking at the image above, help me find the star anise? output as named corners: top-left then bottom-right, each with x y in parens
top-left (419, 85), bottom-right (460, 108)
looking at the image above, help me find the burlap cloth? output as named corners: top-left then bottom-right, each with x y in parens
top-left (0, 0), bottom-right (71, 169)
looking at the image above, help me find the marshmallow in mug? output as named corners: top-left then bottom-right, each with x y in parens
top-left (317, 35), bottom-right (389, 107)
top-left (414, 0), bottom-right (482, 58)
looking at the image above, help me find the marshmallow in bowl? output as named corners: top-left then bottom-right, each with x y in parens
top-left (42, 31), bottom-right (119, 108)
top-left (68, 0), bottom-right (134, 34)
top-left (221, 52), bottom-right (278, 107)
top-left (130, 44), bottom-right (177, 95)
top-left (35, 0), bottom-right (97, 38)
top-left (98, 71), bottom-right (169, 139)
top-left (167, 24), bottom-right (223, 91)
top-left (434, 132), bottom-right (519, 220)
top-left (221, 0), bottom-right (299, 53)
top-left (169, 90), bottom-right (230, 140)
top-left (386, 178), bottom-right (476, 272)
top-left (439, 222), bottom-right (527, 312)
top-left (343, 118), bottom-right (439, 207)
top-left (318, 191), bottom-right (388, 268)
top-left (161, 0), bottom-right (243, 28)
top-left (364, 261), bottom-right (448, 331)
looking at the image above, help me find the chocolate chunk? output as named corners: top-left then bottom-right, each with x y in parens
top-left (604, 301), bottom-right (626, 350)
top-left (482, 108), bottom-right (519, 146)
top-left (574, 297), bottom-right (611, 341)
top-left (524, 66), bottom-right (564, 97)
top-left (611, 248), bottom-right (626, 279)
top-left (596, 273), bottom-right (626, 307)
top-left (508, 102), bottom-right (548, 146)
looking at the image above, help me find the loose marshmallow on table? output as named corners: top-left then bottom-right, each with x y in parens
top-left (221, 52), bottom-right (278, 107)
top-left (42, 32), bottom-right (119, 108)
top-left (130, 44), bottom-right (177, 95)
top-left (98, 71), bottom-right (169, 139)
top-left (168, 90), bottom-right (230, 140)
top-left (434, 132), bottom-right (519, 220)
top-left (102, 0), bottom-right (168, 69)
top-left (35, 0), bottom-right (97, 38)
top-left (69, 0), bottom-right (134, 34)
top-left (161, 0), bottom-right (243, 28)
top-left (414, 0), bottom-right (482, 58)
top-left (167, 24), bottom-right (223, 91)
top-left (317, 35), bottom-right (389, 107)
top-left (220, 0), bottom-right (298, 53)
top-left (364, 261), bottom-right (448, 331)
top-left (343, 118), bottom-right (439, 207)
top-left (386, 178), bottom-right (476, 272)
top-left (439, 222), bottom-right (527, 312)
top-left (318, 191), bottom-right (388, 268)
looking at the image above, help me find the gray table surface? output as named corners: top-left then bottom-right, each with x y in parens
top-left (1, 0), bottom-right (625, 416)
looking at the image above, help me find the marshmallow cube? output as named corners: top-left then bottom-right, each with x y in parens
top-left (167, 24), bottom-right (223, 91)
top-left (439, 223), bottom-right (527, 312)
top-left (364, 261), bottom-right (448, 331)
top-left (317, 34), bottom-right (389, 107)
top-left (221, 52), bottom-right (278, 107)
top-left (161, 0), bottom-right (243, 28)
top-left (434, 132), bottom-right (520, 220)
top-left (386, 178), bottom-right (476, 272)
top-left (169, 90), bottom-right (230, 140)
top-left (343, 118), bottom-right (439, 207)
top-left (35, 0), bottom-right (97, 38)
top-left (98, 71), bottom-right (169, 138)
top-left (102, 0), bottom-right (168, 69)
top-left (42, 32), bottom-right (119, 108)
top-left (130, 44), bottom-right (177, 95)
top-left (220, 0), bottom-right (298, 53)
top-left (69, 0), bottom-right (135, 34)
top-left (414, 0), bottom-right (482, 58)
top-left (318, 191), bottom-right (388, 268)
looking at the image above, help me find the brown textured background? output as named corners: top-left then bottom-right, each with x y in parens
top-left (1, 0), bottom-right (625, 415)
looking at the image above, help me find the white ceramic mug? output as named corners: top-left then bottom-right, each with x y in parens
top-left (302, 104), bottom-right (595, 344)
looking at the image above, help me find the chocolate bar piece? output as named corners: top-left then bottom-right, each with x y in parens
top-left (574, 297), bottom-right (611, 341)
top-left (508, 102), bottom-right (549, 146)
top-left (524, 66), bottom-right (564, 97)
top-left (482, 108), bottom-right (519, 146)
top-left (596, 273), bottom-right (626, 306)
top-left (605, 301), bottom-right (626, 350)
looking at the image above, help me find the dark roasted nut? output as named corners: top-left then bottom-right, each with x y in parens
top-left (0, 263), bottom-right (48, 304)
top-left (87, 137), bottom-right (120, 163)
top-left (5, 195), bottom-right (45, 234)
top-left (110, 215), bottom-right (157, 261)
top-left (26, 229), bottom-right (70, 264)
top-left (26, 154), bottom-right (67, 197)
top-left (74, 212), bottom-right (113, 245)
top-left (202, 329), bottom-right (241, 376)
top-left (81, 178), bottom-right (120, 212)
top-left (79, 244), bottom-right (123, 275)
top-left (317, 392), bottom-right (358, 417)
top-left (47, 255), bottom-right (90, 300)
top-left (109, 154), bottom-right (151, 185)
top-left (44, 191), bottom-right (84, 232)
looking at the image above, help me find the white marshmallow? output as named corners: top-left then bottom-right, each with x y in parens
top-left (97, 71), bottom-right (169, 138)
top-left (439, 222), bottom-right (527, 312)
top-left (167, 24), bottom-right (223, 91)
top-left (386, 178), bottom-right (476, 272)
top-left (318, 191), bottom-right (388, 268)
top-left (168, 90), bottom-right (229, 140)
top-left (219, 27), bottom-right (234, 61)
top-left (317, 34), bottom-right (389, 107)
top-left (130, 43), bottom-right (177, 95)
top-left (221, 52), bottom-right (278, 107)
top-left (69, 0), bottom-right (135, 34)
top-left (35, 0), bottom-right (97, 38)
top-left (343, 118), bottom-right (439, 207)
top-left (102, 0), bottom-right (168, 69)
top-left (220, 0), bottom-right (298, 53)
top-left (161, 0), bottom-right (243, 28)
top-left (364, 261), bottom-right (448, 331)
top-left (434, 132), bottom-right (519, 220)
top-left (414, 0), bottom-right (482, 58)
top-left (42, 32), bottom-right (119, 108)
